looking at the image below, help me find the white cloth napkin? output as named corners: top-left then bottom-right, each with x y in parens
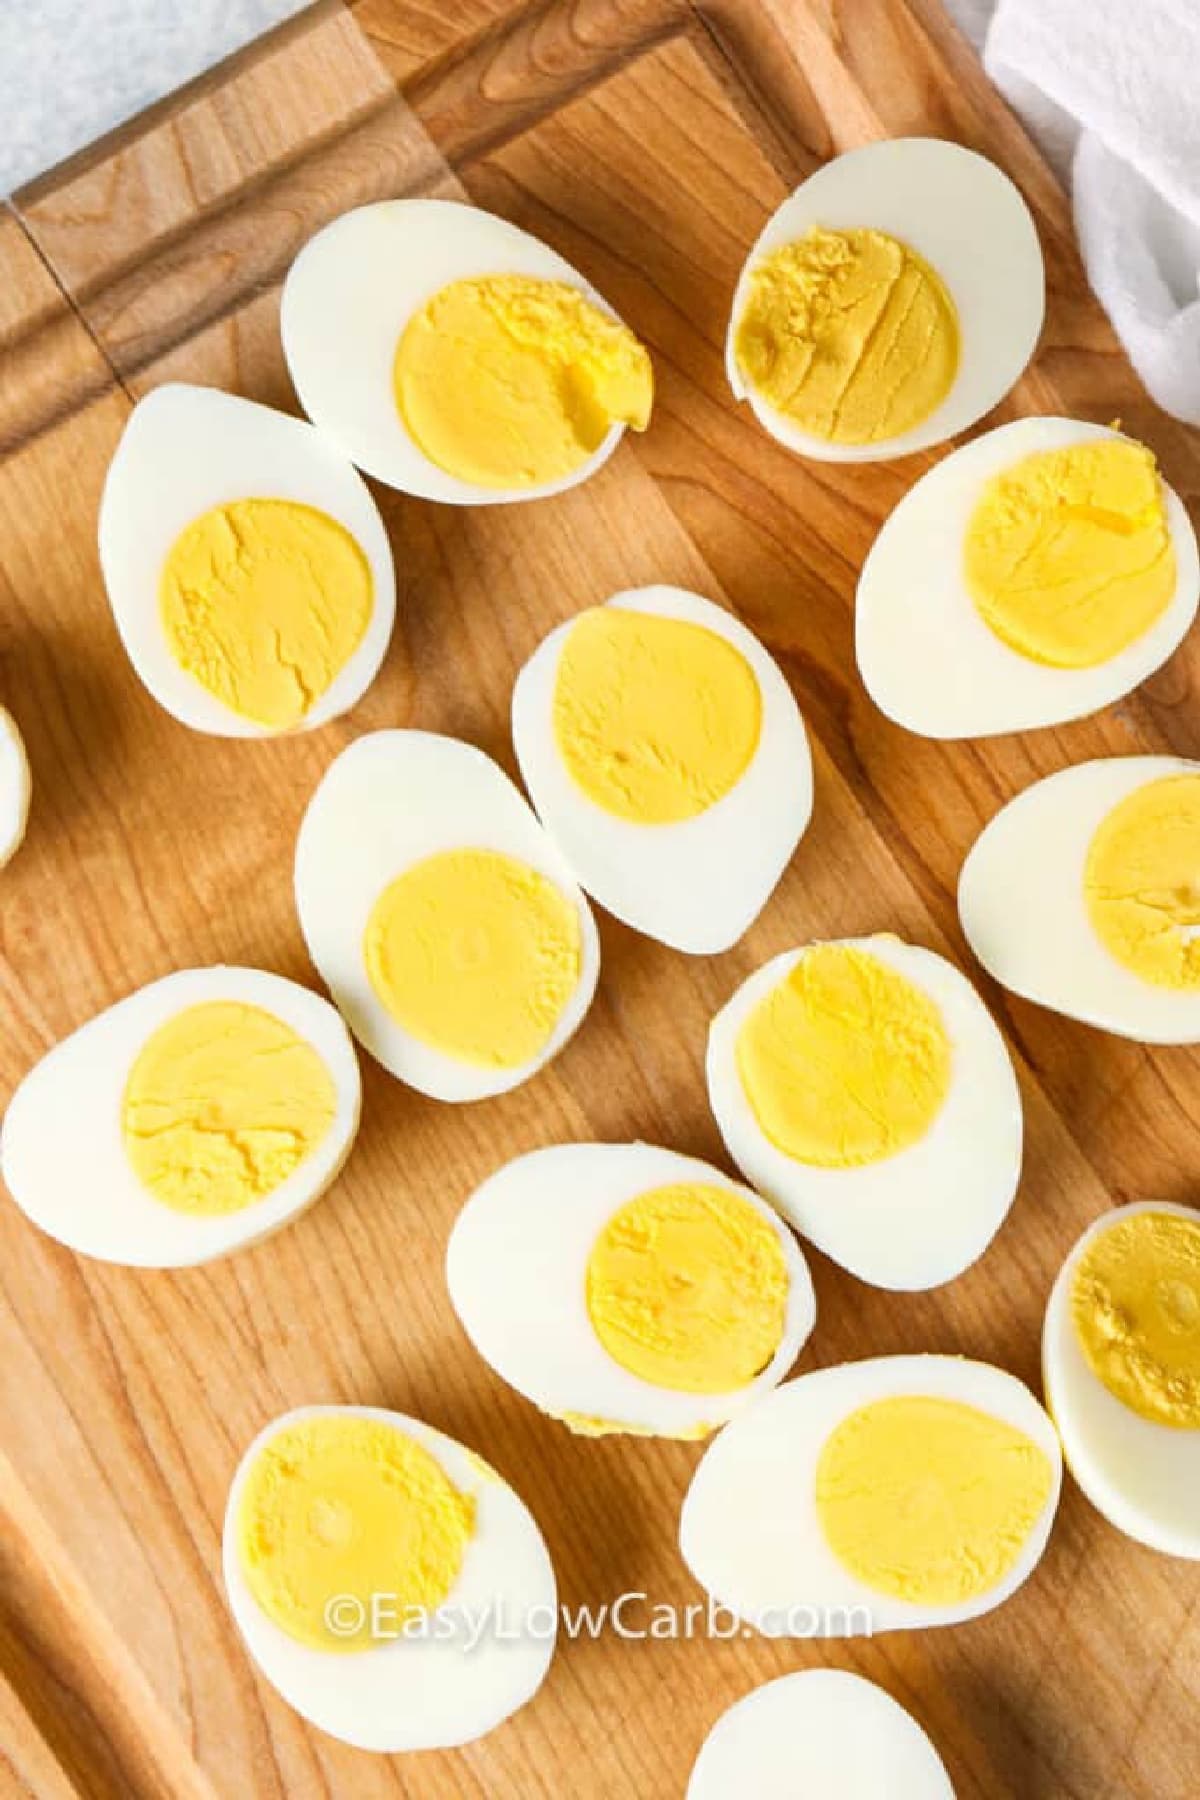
top-left (948, 0), bottom-right (1200, 424)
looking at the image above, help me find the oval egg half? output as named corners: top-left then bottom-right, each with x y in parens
top-left (1, 967), bottom-right (361, 1266)
top-left (680, 1354), bottom-right (1061, 1636)
top-left (0, 705), bottom-right (30, 867)
top-left (447, 1142), bottom-right (816, 1440)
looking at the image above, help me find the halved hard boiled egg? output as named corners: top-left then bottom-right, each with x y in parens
top-left (958, 756), bottom-right (1200, 1043)
top-left (294, 730), bottom-right (599, 1100)
top-left (727, 137), bottom-right (1043, 463)
top-left (446, 1142), bottom-right (816, 1440)
top-left (706, 936), bottom-right (1022, 1290)
top-left (98, 385), bottom-right (395, 738)
top-left (680, 1355), bottom-right (1061, 1636)
top-left (687, 1669), bottom-right (954, 1800)
top-left (1043, 1200), bottom-right (1200, 1558)
top-left (1, 967), bottom-right (360, 1266)
top-left (857, 419), bottom-right (1199, 737)
top-left (0, 706), bottom-right (31, 867)
top-left (282, 199), bottom-right (653, 505)
top-left (512, 585), bottom-right (812, 953)
top-left (224, 1404), bottom-right (556, 1751)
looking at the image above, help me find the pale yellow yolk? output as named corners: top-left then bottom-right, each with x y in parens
top-left (1084, 776), bottom-right (1200, 989)
top-left (122, 1002), bottom-right (337, 1216)
top-left (816, 1396), bottom-right (1053, 1605)
top-left (555, 1411), bottom-right (713, 1441)
top-left (965, 440), bottom-right (1176, 668)
top-left (735, 944), bottom-right (952, 1168)
top-left (1071, 1211), bottom-right (1200, 1429)
top-left (552, 608), bottom-right (762, 824)
top-left (363, 848), bottom-right (581, 1069)
top-left (236, 1416), bottom-right (475, 1651)
top-left (585, 1181), bottom-right (788, 1397)
top-left (733, 227), bottom-right (959, 445)
top-left (393, 275), bottom-right (653, 490)
top-left (159, 499), bottom-right (372, 729)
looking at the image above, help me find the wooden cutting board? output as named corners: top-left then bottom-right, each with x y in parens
top-left (1, 1), bottom-right (1197, 1794)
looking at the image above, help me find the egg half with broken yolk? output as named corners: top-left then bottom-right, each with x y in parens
top-left (447, 1142), bottom-right (816, 1440)
top-left (98, 385), bottom-right (396, 737)
top-left (282, 198), bottom-right (653, 504)
top-left (1, 966), bottom-right (361, 1266)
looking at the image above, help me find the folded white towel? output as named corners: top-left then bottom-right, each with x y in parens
top-left (949, 0), bottom-right (1200, 424)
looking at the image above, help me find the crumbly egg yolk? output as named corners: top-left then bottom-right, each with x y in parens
top-left (552, 608), bottom-right (763, 824)
top-left (1071, 1211), bottom-right (1200, 1429)
top-left (122, 1001), bottom-right (337, 1216)
top-left (733, 227), bottom-right (959, 445)
top-left (236, 1416), bottom-right (475, 1652)
top-left (159, 499), bottom-right (372, 729)
top-left (393, 275), bottom-right (653, 490)
top-left (1084, 776), bottom-right (1200, 989)
top-left (585, 1181), bottom-right (788, 1403)
top-left (964, 440), bottom-right (1176, 668)
top-left (815, 1396), bottom-right (1053, 1605)
top-left (735, 944), bottom-right (953, 1168)
top-left (364, 848), bottom-right (582, 1069)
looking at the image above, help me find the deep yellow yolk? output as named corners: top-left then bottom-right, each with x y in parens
top-left (364, 848), bottom-right (582, 1069)
top-left (1071, 1211), bottom-right (1200, 1429)
top-left (964, 440), bottom-right (1176, 668)
top-left (236, 1416), bottom-right (475, 1651)
top-left (585, 1182), bottom-right (788, 1397)
top-left (733, 227), bottom-right (959, 445)
top-left (159, 499), bottom-right (373, 729)
top-left (552, 608), bottom-right (763, 824)
top-left (393, 275), bottom-right (653, 490)
top-left (122, 1001), bottom-right (337, 1216)
top-left (816, 1396), bottom-right (1053, 1605)
top-left (735, 944), bottom-right (953, 1168)
top-left (1084, 776), bottom-right (1200, 989)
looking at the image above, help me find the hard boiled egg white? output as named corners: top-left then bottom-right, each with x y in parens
top-left (726, 137), bottom-right (1043, 463)
top-left (707, 936), bottom-right (1022, 1290)
top-left (223, 1404), bottom-right (556, 1751)
top-left (857, 418), bottom-right (1199, 738)
top-left (282, 198), bottom-right (650, 505)
top-left (98, 385), bottom-right (395, 737)
top-left (294, 730), bottom-right (600, 1101)
top-left (958, 756), bottom-right (1200, 1043)
top-left (1, 967), bottom-right (360, 1266)
top-left (446, 1142), bottom-right (815, 1440)
top-left (1043, 1200), bottom-right (1200, 1558)
top-left (0, 706), bottom-right (30, 867)
top-left (511, 585), bottom-right (813, 953)
top-left (680, 1355), bottom-right (1061, 1636)
top-left (687, 1669), bottom-right (954, 1800)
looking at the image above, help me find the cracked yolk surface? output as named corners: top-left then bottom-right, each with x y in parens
top-left (816, 1396), bottom-right (1053, 1604)
top-left (1084, 775), bottom-right (1200, 989)
top-left (236, 1415), bottom-right (475, 1651)
top-left (159, 498), bottom-right (373, 729)
top-left (733, 226), bottom-right (959, 445)
top-left (965, 439), bottom-right (1176, 668)
top-left (393, 275), bottom-right (653, 489)
top-left (122, 1001), bottom-right (337, 1215)
top-left (736, 944), bottom-right (953, 1168)
top-left (1072, 1211), bottom-right (1200, 1429)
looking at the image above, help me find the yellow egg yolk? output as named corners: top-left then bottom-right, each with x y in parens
top-left (733, 227), bottom-right (959, 445)
top-left (735, 944), bottom-right (952, 1168)
top-left (393, 275), bottom-right (653, 490)
top-left (159, 499), bottom-right (372, 729)
top-left (1084, 775), bottom-right (1200, 989)
top-left (1071, 1211), bottom-right (1200, 1429)
top-left (364, 848), bottom-right (582, 1069)
top-left (552, 607), bottom-right (763, 824)
top-left (585, 1182), bottom-right (788, 1400)
top-left (122, 1001), bottom-right (337, 1216)
top-left (555, 1411), bottom-right (714, 1440)
top-left (964, 439), bottom-right (1176, 668)
top-left (236, 1415), bottom-right (475, 1651)
top-left (815, 1396), bottom-right (1053, 1605)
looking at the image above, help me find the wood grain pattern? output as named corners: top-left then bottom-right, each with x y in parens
top-left (0, 1), bottom-right (1197, 1794)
